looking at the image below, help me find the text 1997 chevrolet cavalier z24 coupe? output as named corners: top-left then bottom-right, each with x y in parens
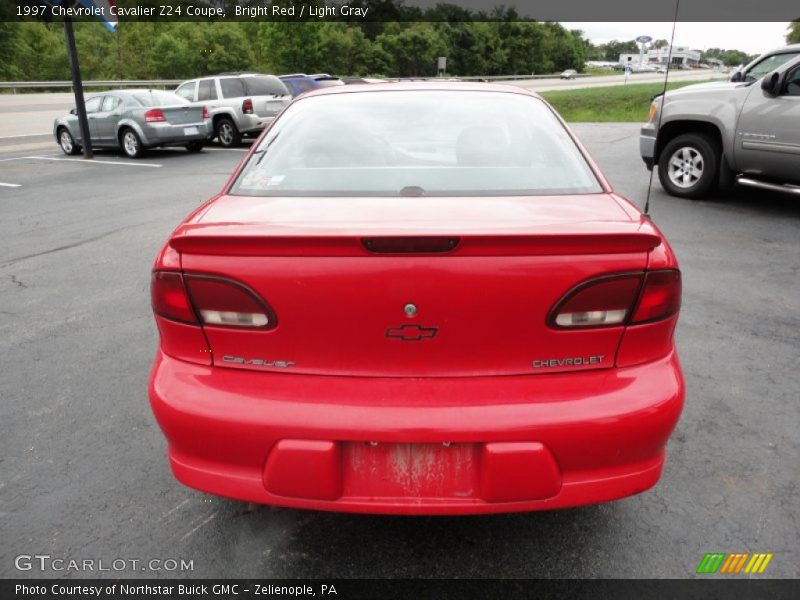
top-left (148, 82), bottom-right (684, 515)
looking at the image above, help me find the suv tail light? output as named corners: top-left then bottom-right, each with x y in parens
top-left (151, 271), bottom-right (276, 330)
top-left (144, 109), bottom-right (166, 123)
top-left (202, 105), bottom-right (209, 119)
top-left (549, 270), bottom-right (680, 328)
top-left (242, 98), bottom-right (253, 114)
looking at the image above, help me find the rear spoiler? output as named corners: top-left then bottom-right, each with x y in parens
top-left (170, 224), bottom-right (662, 257)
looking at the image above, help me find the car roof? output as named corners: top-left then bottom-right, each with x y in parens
top-left (86, 89), bottom-right (178, 98)
top-left (292, 80), bottom-right (540, 99)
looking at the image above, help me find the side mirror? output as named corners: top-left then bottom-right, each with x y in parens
top-left (70, 108), bottom-right (77, 115)
top-left (730, 70), bottom-right (743, 82)
top-left (761, 71), bottom-right (781, 96)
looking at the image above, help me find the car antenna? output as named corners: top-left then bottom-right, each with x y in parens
top-left (643, 0), bottom-right (681, 219)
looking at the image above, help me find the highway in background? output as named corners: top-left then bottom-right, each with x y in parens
top-left (0, 69), bottom-right (723, 152)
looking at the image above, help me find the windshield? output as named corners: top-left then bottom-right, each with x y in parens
top-left (745, 52), bottom-right (800, 82)
top-left (131, 91), bottom-right (189, 106)
top-left (231, 90), bottom-right (602, 197)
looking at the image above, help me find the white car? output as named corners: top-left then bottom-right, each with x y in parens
top-left (560, 69), bottom-right (578, 80)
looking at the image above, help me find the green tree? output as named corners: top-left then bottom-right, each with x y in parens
top-left (602, 40), bottom-right (639, 62)
top-left (316, 23), bottom-right (373, 76)
top-left (787, 20), bottom-right (800, 44)
top-left (374, 23), bottom-right (448, 77)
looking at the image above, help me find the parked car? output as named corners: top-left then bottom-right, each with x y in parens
top-left (341, 77), bottom-right (386, 85)
top-left (149, 82), bottom-right (684, 514)
top-left (175, 74), bottom-right (290, 147)
top-left (641, 50), bottom-right (800, 198)
top-left (560, 69), bottom-right (578, 80)
top-left (279, 73), bottom-right (345, 96)
top-left (54, 90), bottom-right (211, 158)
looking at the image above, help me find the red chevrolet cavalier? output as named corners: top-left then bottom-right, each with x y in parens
top-left (149, 83), bottom-right (684, 514)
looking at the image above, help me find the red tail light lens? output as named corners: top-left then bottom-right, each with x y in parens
top-left (202, 105), bottom-right (209, 119)
top-left (549, 270), bottom-right (681, 329)
top-left (144, 109), bottom-right (166, 123)
top-left (242, 98), bottom-right (253, 114)
top-left (184, 275), bottom-right (276, 329)
top-left (631, 270), bottom-right (681, 324)
top-left (550, 274), bottom-right (642, 328)
top-left (151, 272), bottom-right (197, 324)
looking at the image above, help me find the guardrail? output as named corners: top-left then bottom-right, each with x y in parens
top-left (0, 74), bottom-right (589, 92)
top-left (0, 80), bottom-right (184, 92)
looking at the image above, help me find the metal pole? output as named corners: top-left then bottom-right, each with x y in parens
top-left (63, 16), bottom-right (93, 159)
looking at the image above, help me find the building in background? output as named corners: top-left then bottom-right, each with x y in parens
top-left (619, 45), bottom-right (702, 68)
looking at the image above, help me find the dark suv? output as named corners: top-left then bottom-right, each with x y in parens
top-left (279, 73), bottom-right (345, 97)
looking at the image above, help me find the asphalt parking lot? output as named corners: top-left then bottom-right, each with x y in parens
top-left (1, 124), bottom-right (798, 579)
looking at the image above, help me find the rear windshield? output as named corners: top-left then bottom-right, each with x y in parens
top-left (131, 91), bottom-right (188, 107)
top-left (243, 76), bottom-right (289, 97)
top-left (231, 90), bottom-right (602, 197)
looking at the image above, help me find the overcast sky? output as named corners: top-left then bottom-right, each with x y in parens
top-left (560, 22), bottom-right (792, 54)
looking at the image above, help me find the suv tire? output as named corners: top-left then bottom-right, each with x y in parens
top-left (658, 133), bottom-right (720, 199)
top-left (215, 117), bottom-right (241, 148)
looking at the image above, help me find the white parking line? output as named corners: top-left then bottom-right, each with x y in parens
top-left (25, 156), bottom-right (162, 168)
top-left (0, 182), bottom-right (21, 187)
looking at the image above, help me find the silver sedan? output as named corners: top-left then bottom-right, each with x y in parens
top-left (53, 90), bottom-right (213, 158)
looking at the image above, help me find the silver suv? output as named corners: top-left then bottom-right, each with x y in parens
top-left (641, 45), bottom-right (800, 198)
top-left (176, 74), bottom-right (290, 147)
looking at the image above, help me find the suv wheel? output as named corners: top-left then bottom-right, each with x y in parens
top-left (216, 117), bottom-right (241, 148)
top-left (658, 133), bottom-right (720, 199)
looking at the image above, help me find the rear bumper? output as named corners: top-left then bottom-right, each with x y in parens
top-left (640, 123), bottom-right (657, 170)
top-left (238, 114), bottom-right (276, 134)
top-left (149, 349), bottom-right (684, 514)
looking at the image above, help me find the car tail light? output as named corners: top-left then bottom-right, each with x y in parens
top-left (184, 275), bottom-right (276, 329)
top-left (242, 98), bottom-right (253, 114)
top-left (202, 106), bottom-right (209, 119)
top-left (631, 270), bottom-right (681, 323)
top-left (144, 109), bottom-right (166, 123)
top-left (151, 272), bottom-right (196, 324)
top-left (550, 274), bottom-right (642, 328)
top-left (549, 270), bottom-right (680, 329)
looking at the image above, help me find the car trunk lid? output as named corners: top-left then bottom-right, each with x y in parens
top-left (157, 104), bottom-right (205, 125)
top-left (175, 194), bottom-right (658, 377)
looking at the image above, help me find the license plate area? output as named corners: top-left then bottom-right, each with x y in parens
top-left (343, 442), bottom-right (480, 499)
top-left (183, 126), bottom-right (199, 136)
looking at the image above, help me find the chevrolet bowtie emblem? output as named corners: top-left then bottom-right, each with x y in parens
top-left (386, 324), bottom-right (438, 341)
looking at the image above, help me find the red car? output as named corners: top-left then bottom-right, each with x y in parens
top-left (149, 83), bottom-right (684, 514)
